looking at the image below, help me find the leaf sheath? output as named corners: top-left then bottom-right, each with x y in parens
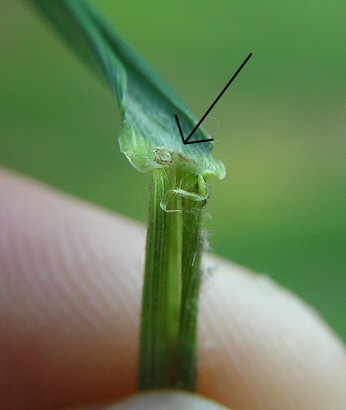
top-left (139, 169), bottom-right (205, 390)
top-left (139, 168), bottom-right (183, 388)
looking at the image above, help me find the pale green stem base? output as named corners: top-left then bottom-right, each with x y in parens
top-left (139, 168), bottom-right (205, 390)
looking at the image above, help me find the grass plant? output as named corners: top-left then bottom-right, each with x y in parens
top-left (30, 0), bottom-right (224, 390)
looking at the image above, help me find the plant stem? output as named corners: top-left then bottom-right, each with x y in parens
top-left (139, 168), bottom-right (183, 388)
top-left (139, 168), bottom-right (205, 390)
top-left (178, 196), bottom-right (203, 390)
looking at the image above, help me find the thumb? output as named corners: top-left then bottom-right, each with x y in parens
top-left (70, 391), bottom-right (229, 410)
top-left (107, 391), bottom-right (229, 410)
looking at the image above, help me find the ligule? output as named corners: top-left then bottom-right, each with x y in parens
top-left (139, 168), bottom-right (206, 390)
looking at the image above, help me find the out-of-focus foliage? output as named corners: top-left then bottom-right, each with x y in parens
top-left (1, 0), bottom-right (345, 339)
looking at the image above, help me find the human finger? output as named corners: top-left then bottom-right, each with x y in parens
top-left (67, 391), bottom-right (229, 410)
top-left (0, 168), bottom-right (345, 410)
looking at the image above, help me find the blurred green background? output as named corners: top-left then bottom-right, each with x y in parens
top-left (1, 1), bottom-right (345, 340)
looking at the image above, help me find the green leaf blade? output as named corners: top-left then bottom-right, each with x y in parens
top-left (29, 0), bottom-right (225, 180)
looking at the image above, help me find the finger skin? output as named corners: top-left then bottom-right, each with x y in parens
top-left (0, 168), bottom-right (345, 410)
top-left (66, 391), bottom-right (229, 410)
top-left (109, 391), bottom-right (229, 410)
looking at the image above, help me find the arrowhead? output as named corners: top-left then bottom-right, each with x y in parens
top-left (175, 114), bottom-right (214, 145)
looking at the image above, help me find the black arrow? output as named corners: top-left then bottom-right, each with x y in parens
top-left (175, 52), bottom-right (252, 145)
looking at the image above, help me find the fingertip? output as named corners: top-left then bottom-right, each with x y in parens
top-left (0, 169), bottom-right (143, 409)
top-left (107, 391), bottom-right (229, 410)
top-left (198, 258), bottom-right (346, 409)
top-left (1, 169), bottom-right (345, 410)
top-left (64, 391), bottom-right (229, 410)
